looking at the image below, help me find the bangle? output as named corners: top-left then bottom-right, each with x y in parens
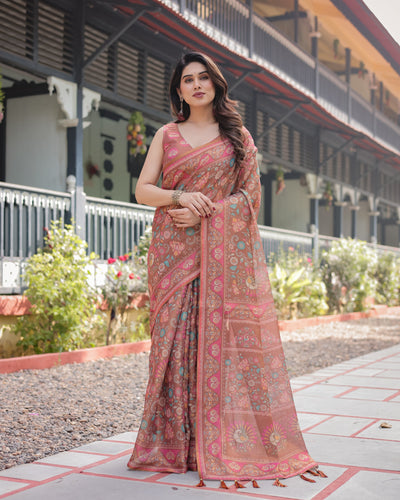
top-left (172, 189), bottom-right (184, 205)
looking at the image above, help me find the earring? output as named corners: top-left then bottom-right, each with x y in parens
top-left (177, 97), bottom-right (185, 121)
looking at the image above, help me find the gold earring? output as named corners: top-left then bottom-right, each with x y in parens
top-left (178, 97), bottom-right (184, 121)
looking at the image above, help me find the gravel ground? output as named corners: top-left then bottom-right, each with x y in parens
top-left (1, 311), bottom-right (399, 471)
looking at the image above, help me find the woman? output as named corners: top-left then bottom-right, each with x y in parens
top-left (127, 52), bottom-right (325, 488)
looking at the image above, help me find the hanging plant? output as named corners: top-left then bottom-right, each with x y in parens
top-left (86, 160), bottom-right (100, 179)
top-left (323, 181), bottom-right (333, 209)
top-left (275, 166), bottom-right (286, 195)
top-left (333, 39), bottom-right (339, 59)
top-left (358, 61), bottom-right (367, 79)
top-left (0, 72), bottom-right (5, 124)
top-left (127, 111), bottom-right (147, 156)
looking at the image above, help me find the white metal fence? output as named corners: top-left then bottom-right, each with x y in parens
top-left (1, 182), bottom-right (399, 293)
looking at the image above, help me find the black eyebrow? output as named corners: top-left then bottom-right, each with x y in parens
top-left (182, 70), bottom-right (208, 78)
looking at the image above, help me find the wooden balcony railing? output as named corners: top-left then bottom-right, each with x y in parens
top-left (168, 0), bottom-right (400, 154)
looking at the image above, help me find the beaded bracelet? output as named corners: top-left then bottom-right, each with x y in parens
top-left (172, 189), bottom-right (184, 205)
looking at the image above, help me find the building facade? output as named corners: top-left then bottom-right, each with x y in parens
top-left (1, 0), bottom-right (400, 291)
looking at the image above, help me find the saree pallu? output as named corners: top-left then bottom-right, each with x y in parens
top-left (128, 122), bottom-right (317, 480)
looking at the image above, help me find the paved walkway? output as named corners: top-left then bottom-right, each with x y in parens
top-left (1, 344), bottom-right (399, 500)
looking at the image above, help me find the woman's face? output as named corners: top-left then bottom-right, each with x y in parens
top-left (177, 61), bottom-right (216, 110)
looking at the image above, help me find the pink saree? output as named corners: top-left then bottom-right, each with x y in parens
top-left (127, 122), bottom-right (318, 481)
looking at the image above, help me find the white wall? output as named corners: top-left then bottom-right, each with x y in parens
top-left (342, 206), bottom-right (352, 237)
top-left (318, 204), bottom-right (333, 236)
top-left (271, 179), bottom-right (309, 232)
top-left (6, 94), bottom-right (67, 191)
top-left (384, 225), bottom-right (399, 247)
top-left (357, 200), bottom-right (370, 242)
top-left (83, 106), bottom-right (130, 201)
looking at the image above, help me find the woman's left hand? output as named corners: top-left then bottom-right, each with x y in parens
top-left (168, 207), bottom-right (202, 228)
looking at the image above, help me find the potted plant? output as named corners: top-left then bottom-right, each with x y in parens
top-left (275, 166), bottom-right (286, 195)
top-left (127, 111), bottom-right (147, 157)
top-left (0, 72), bottom-right (5, 124)
top-left (323, 181), bottom-right (333, 209)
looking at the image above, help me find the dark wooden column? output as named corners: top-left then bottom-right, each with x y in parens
top-left (68, 0), bottom-right (86, 238)
top-left (333, 202), bottom-right (345, 238)
top-left (350, 205), bottom-right (359, 239)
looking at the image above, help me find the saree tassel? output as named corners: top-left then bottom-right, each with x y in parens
top-left (300, 474), bottom-right (316, 483)
top-left (273, 478), bottom-right (287, 488)
top-left (234, 480), bottom-right (245, 488)
top-left (316, 469), bottom-right (328, 478)
top-left (252, 479), bottom-right (260, 488)
top-left (196, 478), bottom-right (206, 487)
top-left (219, 480), bottom-right (228, 489)
top-left (307, 469), bottom-right (320, 476)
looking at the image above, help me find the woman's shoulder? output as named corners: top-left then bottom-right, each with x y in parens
top-left (158, 122), bottom-right (182, 151)
top-left (241, 126), bottom-right (257, 151)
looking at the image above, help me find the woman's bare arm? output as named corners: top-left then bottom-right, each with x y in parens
top-left (135, 127), bottom-right (214, 217)
top-left (135, 128), bottom-right (173, 207)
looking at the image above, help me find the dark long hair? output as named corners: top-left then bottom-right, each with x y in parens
top-left (169, 52), bottom-right (245, 168)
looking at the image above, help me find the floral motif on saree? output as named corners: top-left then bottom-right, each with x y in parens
top-left (127, 122), bottom-right (317, 480)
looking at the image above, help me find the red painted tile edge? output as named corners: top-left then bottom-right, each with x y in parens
top-left (278, 305), bottom-right (400, 331)
top-left (0, 339), bottom-right (151, 374)
top-left (2, 303), bottom-right (399, 374)
top-left (0, 293), bottom-right (149, 316)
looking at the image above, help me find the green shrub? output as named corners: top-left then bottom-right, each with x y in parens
top-left (129, 305), bottom-right (150, 342)
top-left (374, 252), bottom-right (400, 306)
top-left (321, 238), bottom-right (377, 314)
top-left (268, 247), bottom-right (328, 320)
top-left (101, 227), bottom-right (150, 344)
top-left (14, 221), bottom-right (98, 354)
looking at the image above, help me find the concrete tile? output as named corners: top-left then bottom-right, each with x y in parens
top-left (2, 473), bottom-right (253, 499)
top-left (294, 393), bottom-right (400, 420)
top-left (304, 433), bottom-right (400, 470)
top-left (297, 413), bottom-right (331, 431)
top-left (313, 371), bottom-right (346, 377)
top-left (367, 362), bottom-right (400, 369)
top-left (388, 395), bottom-right (400, 402)
top-left (291, 377), bottom-right (321, 385)
top-left (307, 416), bottom-right (375, 436)
top-left (36, 451), bottom-right (106, 467)
top-left (340, 387), bottom-right (398, 401)
top-left (86, 455), bottom-right (157, 479)
top-left (104, 431), bottom-right (138, 442)
top-left (324, 374), bottom-right (400, 389)
top-left (295, 384), bottom-right (352, 398)
top-left (0, 463), bottom-right (72, 481)
top-left (357, 420), bottom-right (400, 440)
top-left (327, 470), bottom-right (400, 500)
top-left (347, 368), bottom-right (384, 377)
top-left (236, 466), bottom-right (345, 500)
top-left (0, 479), bottom-right (31, 495)
top-left (160, 471), bottom-right (231, 489)
top-left (72, 440), bottom-right (132, 455)
top-left (374, 369), bottom-right (400, 378)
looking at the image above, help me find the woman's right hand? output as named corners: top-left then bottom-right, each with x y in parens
top-left (178, 192), bottom-right (214, 218)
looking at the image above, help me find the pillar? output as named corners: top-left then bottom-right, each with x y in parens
top-left (309, 194), bottom-right (321, 261)
top-left (369, 210), bottom-right (379, 244)
top-left (345, 48), bottom-right (352, 122)
top-left (334, 201), bottom-right (346, 238)
top-left (349, 205), bottom-right (359, 239)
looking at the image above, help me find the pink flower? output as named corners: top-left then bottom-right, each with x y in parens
top-left (117, 271), bottom-right (123, 278)
top-left (288, 246), bottom-right (294, 252)
top-left (119, 255), bottom-right (127, 262)
top-left (129, 273), bottom-right (135, 280)
top-left (108, 257), bottom-right (116, 264)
